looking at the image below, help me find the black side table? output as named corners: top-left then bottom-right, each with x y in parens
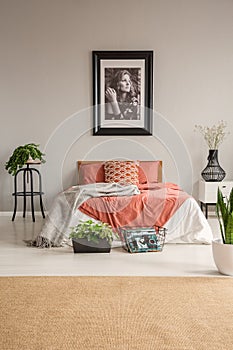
top-left (12, 162), bottom-right (45, 222)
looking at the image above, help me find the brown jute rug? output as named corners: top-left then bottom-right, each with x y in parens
top-left (0, 276), bottom-right (233, 350)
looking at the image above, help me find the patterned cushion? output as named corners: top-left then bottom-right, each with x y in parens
top-left (104, 161), bottom-right (139, 185)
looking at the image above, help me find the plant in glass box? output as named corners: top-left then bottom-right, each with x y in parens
top-left (69, 220), bottom-right (116, 253)
top-left (212, 188), bottom-right (233, 275)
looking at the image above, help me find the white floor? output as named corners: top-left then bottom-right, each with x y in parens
top-left (0, 214), bottom-right (224, 277)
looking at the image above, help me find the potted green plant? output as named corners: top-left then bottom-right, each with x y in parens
top-left (69, 220), bottom-right (116, 253)
top-left (212, 187), bottom-right (233, 275)
top-left (5, 143), bottom-right (45, 175)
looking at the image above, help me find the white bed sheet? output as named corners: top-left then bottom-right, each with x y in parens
top-left (164, 197), bottom-right (212, 243)
top-left (68, 197), bottom-right (213, 245)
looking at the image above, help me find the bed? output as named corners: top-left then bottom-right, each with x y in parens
top-left (34, 160), bottom-right (213, 247)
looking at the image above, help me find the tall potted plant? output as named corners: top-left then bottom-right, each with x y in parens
top-left (69, 220), bottom-right (116, 253)
top-left (212, 187), bottom-right (233, 275)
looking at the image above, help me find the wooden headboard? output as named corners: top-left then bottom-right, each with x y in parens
top-left (77, 160), bottom-right (163, 182)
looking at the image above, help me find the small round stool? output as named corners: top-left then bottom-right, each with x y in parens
top-left (12, 162), bottom-right (45, 222)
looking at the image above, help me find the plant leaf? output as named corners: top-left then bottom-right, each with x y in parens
top-left (216, 187), bottom-right (233, 244)
top-left (225, 212), bottom-right (233, 244)
top-left (69, 219), bottom-right (115, 244)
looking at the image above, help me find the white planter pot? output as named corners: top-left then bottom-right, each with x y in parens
top-left (212, 239), bottom-right (233, 276)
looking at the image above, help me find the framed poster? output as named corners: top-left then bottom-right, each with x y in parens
top-left (93, 51), bottom-right (153, 135)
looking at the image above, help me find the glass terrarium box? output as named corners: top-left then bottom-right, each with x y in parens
top-left (120, 226), bottom-right (167, 253)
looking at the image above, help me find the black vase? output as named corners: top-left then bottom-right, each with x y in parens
top-left (201, 149), bottom-right (226, 182)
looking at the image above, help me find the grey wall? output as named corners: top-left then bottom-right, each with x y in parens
top-left (1, 0), bottom-right (233, 211)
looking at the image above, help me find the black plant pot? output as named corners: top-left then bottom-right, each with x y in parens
top-left (72, 238), bottom-right (111, 253)
top-left (201, 149), bottom-right (226, 182)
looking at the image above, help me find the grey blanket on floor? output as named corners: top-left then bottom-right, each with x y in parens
top-left (32, 182), bottom-right (140, 248)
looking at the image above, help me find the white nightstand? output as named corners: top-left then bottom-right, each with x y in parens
top-left (198, 180), bottom-right (233, 219)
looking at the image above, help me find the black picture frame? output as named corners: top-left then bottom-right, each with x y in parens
top-left (93, 51), bottom-right (153, 136)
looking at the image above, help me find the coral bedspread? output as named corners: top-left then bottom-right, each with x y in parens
top-left (79, 183), bottom-right (189, 230)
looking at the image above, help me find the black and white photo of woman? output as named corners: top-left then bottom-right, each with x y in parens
top-left (105, 68), bottom-right (140, 120)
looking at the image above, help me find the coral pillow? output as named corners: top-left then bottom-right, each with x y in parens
top-left (138, 161), bottom-right (161, 184)
top-left (79, 163), bottom-right (105, 184)
top-left (104, 161), bottom-right (139, 186)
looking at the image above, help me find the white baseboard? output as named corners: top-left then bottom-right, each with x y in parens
top-left (0, 211), bottom-right (48, 216)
